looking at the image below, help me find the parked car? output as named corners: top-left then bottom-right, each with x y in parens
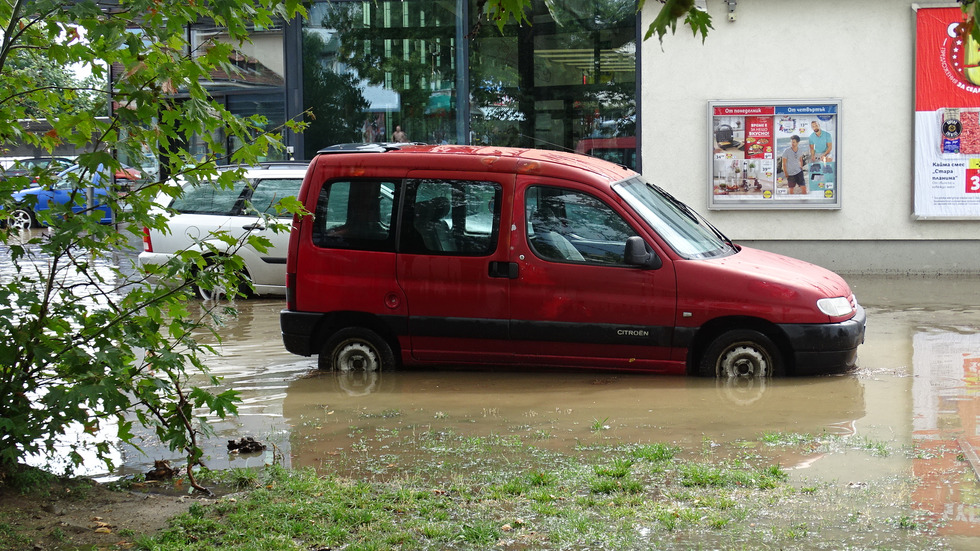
top-left (138, 163), bottom-right (308, 300)
top-left (279, 144), bottom-right (866, 378)
top-left (5, 164), bottom-right (116, 229)
top-left (0, 157), bottom-right (74, 181)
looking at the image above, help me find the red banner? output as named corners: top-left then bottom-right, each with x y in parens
top-left (916, 7), bottom-right (980, 111)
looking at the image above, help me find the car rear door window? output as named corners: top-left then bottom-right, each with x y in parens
top-left (401, 179), bottom-right (501, 256)
top-left (313, 180), bottom-right (397, 251)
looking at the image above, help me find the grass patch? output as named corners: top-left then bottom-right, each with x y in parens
top-left (760, 431), bottom-right (816, 446)
top-left (137, 444), bottom-right (805, 550)
top-left (73, 426), bottom-right (939, 551)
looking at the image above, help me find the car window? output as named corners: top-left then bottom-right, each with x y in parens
top-left (525, 185), bottom-right (633, 265)
top-left (172, 179), bottom-right (248, 215)
top-left (51, 166), bottom-right (110, 190)
top-left (247, 178), bottom-right (303, 216)
top-left (401, 179), bottom-right (501, 256)
top-left (312, 180), bottom-right (397, 252)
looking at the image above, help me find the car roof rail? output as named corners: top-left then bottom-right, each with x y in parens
top-left (216, 161), bottom-right (309, 171)
top-left (316, 142), bottom-right (426, 155)
top-left (254, 161), bottom-right (310, 170)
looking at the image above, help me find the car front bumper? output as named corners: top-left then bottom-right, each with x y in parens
top-left (778, 305), bottom-right (867, 376)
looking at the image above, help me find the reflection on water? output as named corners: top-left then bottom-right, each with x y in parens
top-left (848, 275), bottom-right (980, 546)
top-left (112, 299), bottom-right (311, 479)
top-left (911, 330), bottom-right (980, 538)
top-left (283, 371), bottom-right (866, 471)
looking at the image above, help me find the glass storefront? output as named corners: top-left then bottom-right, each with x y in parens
top-left (302, 0), bottom-right (637, 167)
top-left (116, 2), bottom-right (637, 170)
top-left (155, 21), bottom-right (290, 166)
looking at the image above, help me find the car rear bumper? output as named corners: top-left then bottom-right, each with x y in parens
top-left (137, 251), bottom-right (174, 268)
top-left (280, 310), bottom-right (323, 356)
top-left (778, 305), bottom-right (867, 376)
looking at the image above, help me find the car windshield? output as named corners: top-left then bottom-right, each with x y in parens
top-left (613, 175), bottom-right (734, 260)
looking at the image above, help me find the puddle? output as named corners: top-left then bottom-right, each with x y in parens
top-left (283, 371), bottom-right (866, 466)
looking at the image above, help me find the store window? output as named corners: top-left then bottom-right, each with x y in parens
top-left (470, 1), bottom-right (637, 167)
top-left (303, 0), bottom-right (637, 166)
top-left (187, 22), bottom-right (288, 162)
top-left (304, 0), bottom-right (458, 157)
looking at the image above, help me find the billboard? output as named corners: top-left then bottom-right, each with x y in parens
top-left (707, 100), bottom-right (841, 210)
top-left (914, 5), bottom-right (980, 219)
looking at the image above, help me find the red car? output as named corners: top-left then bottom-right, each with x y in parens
top-left (280, 144), bottom-right (865, 378)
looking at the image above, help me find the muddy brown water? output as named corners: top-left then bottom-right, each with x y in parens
top-left (3, 232), bottom-right (978, 547)
top-left (110, 275), bottom-right (980, 547)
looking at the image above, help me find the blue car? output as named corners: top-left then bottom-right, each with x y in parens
top-left (6, 165), bottom-right (113, 229)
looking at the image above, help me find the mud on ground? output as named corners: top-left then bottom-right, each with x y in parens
top-left (0, 474), bottom-right (209, 550)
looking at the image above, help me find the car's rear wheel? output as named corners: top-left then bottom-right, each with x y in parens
top-left (319, 328), bottom-right (395, 372)
top-left (699, 329), bottom-right (783, 378)
top-left (193, 259), bottom-right (253, 301)
top-left (7, 208), bottom-right (35, 230)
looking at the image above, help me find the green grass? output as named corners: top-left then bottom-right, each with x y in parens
top-left (17, 426), bottom-right (937, 551)
top-left (139, 447), bottom-right (799, 550)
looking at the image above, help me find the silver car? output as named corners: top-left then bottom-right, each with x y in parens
top-left (138, 163), bottom-right (308, 299)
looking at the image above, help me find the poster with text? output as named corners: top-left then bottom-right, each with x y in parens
top-left (914, 6), bottom-right (980, 219)
top-left (708, 101), bottom-right (840, 210)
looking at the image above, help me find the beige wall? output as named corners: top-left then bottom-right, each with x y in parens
top-left (641, 0), bottom-right (980, 253)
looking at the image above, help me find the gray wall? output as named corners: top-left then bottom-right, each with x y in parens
top-left (641, 1), bottom-right (980, 274)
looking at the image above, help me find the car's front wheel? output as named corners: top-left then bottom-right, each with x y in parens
top-left (319, 328), bottom-right (396, 372)
top-left (6, 207), bottom-right (35, 230)
top-left (699, 330), bottom-right (783, 378)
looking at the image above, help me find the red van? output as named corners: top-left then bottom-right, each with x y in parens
top-left (280, 144), bottom-right (865, 378)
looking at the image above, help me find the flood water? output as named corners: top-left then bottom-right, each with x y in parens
top-left (101, 275), bottom-right (980, 547)
top-left (3, 230), bottom-right (979, 547)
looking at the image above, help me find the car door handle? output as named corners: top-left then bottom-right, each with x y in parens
top-left (488, 261), bottom-right (519, 279)
top-left (242, 223), bottom-right (266, 231)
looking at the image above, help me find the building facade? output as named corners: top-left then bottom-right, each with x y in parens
top-left (157, 0), bottom-right (980, 274)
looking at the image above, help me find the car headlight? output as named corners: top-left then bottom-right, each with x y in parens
top-left (817, 296), bottom-right (853, 317)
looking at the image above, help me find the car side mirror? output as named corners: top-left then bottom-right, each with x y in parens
top-left (625, 236), bottom-right (662, 269)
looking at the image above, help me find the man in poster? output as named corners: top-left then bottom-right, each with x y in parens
top-left (781, 135), bottom-right (807, 194)
top-left (809, 120), bottom-right (833, 162)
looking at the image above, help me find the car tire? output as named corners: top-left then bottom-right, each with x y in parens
top-left (193, 259), bottom-right (253, 301)
top-left (319, 328), bottom-right (396, 372)
top-left (699, 329), bottom-right (783, 378)
top-left (7, 207), bottom-right (35, 230)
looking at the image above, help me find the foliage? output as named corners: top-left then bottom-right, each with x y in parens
top-left (0, 0), bottom-right (305, 490)
top-left (1, 48), bottom-right (101, 116)
top-left (962, 1), bottom-right (980, 42)
top-left (640, 0), bottom-right (713, 45)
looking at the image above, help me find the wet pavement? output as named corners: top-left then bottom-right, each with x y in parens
top-left (3, 230), bottom-right (979, 547)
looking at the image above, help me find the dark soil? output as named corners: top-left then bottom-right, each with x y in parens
top-left (0, 468), bottom-right (213, 550)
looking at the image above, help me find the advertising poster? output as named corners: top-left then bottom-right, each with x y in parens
top-left (708, 101), bottom-right (841, 210)
top-left (914, 6), bottom-right (980, 219)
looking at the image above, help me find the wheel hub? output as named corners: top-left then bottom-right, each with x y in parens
top-left (719, 345), bottom-right (769, 378)
top-left (336, 343), bottom-right (379, 372)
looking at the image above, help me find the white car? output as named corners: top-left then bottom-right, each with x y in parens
top-left (138, 163), bottom-right (308, 299)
